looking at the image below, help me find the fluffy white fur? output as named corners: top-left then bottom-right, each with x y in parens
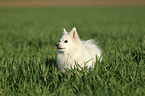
top-left (56, 27), bottom-right (102, 73)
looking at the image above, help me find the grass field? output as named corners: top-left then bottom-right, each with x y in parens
top-left (0, 6), bottom-right (145, 95)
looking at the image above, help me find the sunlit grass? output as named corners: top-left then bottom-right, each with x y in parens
top-left (0, 7), bottom-right (145, 95)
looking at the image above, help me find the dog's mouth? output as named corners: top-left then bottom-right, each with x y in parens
top-left (56, 46), bottom-right (66, 51)
top-left (57, 47), bottom-right (66, 51)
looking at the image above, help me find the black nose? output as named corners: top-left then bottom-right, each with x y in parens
top-left (55, 43), bottom-right (59, 46)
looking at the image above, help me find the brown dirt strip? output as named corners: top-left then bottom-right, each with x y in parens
top-left (0, 0), bottom-right (145, 7)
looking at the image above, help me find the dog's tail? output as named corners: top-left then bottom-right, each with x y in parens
top-left (82, 39), bottom-right (102, 62)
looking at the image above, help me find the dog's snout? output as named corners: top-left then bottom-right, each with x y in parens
top-left (55, 43), bottom-right (59, 46)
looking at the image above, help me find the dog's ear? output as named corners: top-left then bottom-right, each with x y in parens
top-left (62, 28), bottom-right (67, 35)
top-left (69, 27), bottom-right (79, 39)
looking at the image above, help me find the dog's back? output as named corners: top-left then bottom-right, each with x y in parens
top-left (82, 39), bottom-right (102, 63)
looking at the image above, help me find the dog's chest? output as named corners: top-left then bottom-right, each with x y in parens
top-left (57, 53), bottom-right (75, 68)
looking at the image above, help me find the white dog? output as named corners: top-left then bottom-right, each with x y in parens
top-left (56, 27), bottom-right (102, 73)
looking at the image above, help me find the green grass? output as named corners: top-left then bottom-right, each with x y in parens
top-left (0, 6), bottom-right (145, 95)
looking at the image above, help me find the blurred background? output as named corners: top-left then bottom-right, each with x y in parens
top-left (0, 0), bottom-right (145, 7)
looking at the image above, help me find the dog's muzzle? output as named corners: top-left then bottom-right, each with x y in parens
top-left (55, 43), bottom-right (65, 50)
top-left (55, 43), bottom-right (59, 47)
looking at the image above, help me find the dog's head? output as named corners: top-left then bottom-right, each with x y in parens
top-left (56, 27), bottom-right (80, 52)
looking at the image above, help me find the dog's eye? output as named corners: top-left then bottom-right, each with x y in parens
top-left (64, 40), bottom-right (68, 43)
